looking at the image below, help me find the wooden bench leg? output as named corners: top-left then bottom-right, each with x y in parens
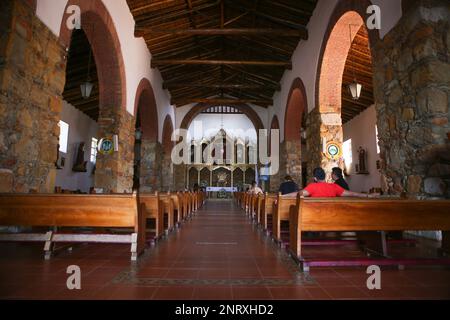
top-left (43, 231), bottom-right (54, 260)
top-left (441, 231), bottom-right (450, 257)
top-left (357, 231), bottom-right (388, 257)
top-left (130, 233), bottom-right (138, 261)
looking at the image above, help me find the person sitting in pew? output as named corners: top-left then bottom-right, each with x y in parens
top-left (285, 168), bottom-right (379, 198)
top-left (331, 167), bottom-right (349, 190)
top-left (249, 181), bottom-right (264, 195)
top-left (279, 175), bottom-right (300, 195)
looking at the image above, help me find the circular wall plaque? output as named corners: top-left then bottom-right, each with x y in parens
top-left (325, 141), bottom-right (342, 160)
top-left (98, 137), bottom-right (114, 155)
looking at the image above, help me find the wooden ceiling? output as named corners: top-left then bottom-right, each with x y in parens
top-left (127, 0), bottom-right (318, 108)
top-left (341, 26), bottom-right (374, 124)
top-left (63, 29), bottom-right (100, 121)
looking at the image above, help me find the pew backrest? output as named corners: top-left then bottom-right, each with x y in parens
top-left (0, 193), bottom-right (139, 228)
top-left (0, 193), bottom-right (146, 260)
top-left (289, 197), bottom-right (450, 259)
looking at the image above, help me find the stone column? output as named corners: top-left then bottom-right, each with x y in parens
top-left (283, 140), bottom-right (303, 188)
top-left (0, 0), bottom-right (66, 193)
top-left (161, 150), bottom-right (174, 191)
top-left (173, 164), bottom-right (186, 191)
top-left (372, 0), bottom-right (450, 198)
top-left (306, 108), bottom-right (343, 182)
top-left (138, 140), bottom-right (162, 192)
top-left (95, 109), bottom-right (135, 193)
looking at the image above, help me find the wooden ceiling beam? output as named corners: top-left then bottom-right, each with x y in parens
top-left (227, 2), bottom-right (308, 39)
top-left (137, 28), bottom-right (309, 37)
top-left (171, 98), bottom-right (272, 106)
top-left (152, 59), bottom-right (292, 69)
top-left (224, 65), bottom-right (280, 86)
top-left (134, 1), bottom-right (221, 30)
top-left (163, 83), bottom-right (280, 90)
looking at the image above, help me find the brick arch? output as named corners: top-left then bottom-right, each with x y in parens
top-left (27, 0), bottom-right (36, 12)
top-left (315, 0), bottom-right (379, 113)
top-left (162, 115), bottom-right (174, 153)
top-left (285, 78), bottom-right (307, 142)
top-left (134, 78), bottom-right (158, 142)
top-left (59, 0), bottom-right (126, 113)
top-left (271, 115), bottom-right (280, 130)
top-left (180, 104), bottom-right (264, 132)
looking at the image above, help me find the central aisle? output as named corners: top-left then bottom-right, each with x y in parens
top-left (112, 199), bottom-right (319, 299)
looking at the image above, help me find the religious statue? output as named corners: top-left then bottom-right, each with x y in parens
top-left (55, 144), bottom-right (62, 169)
top-left (357, 147), bottom-right (368, 174)
top-left (72, 142), bottom-right (87, 172)
top-left (217, 171), bottom-right (228, 187)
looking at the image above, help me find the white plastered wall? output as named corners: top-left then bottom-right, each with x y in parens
top-left (272, 0), bottom-right (403, 142)
top-left (35, 0), bottom-right (174, 143)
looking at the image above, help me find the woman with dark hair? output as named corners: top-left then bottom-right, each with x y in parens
top-left (331, 167), bottom-right (349, 190)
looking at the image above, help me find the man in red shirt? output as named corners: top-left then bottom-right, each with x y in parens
top-left (285, 168), bottom-right (379, 198)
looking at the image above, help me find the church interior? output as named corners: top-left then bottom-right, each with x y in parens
top-left (0, 0), bottom-right (450, 302)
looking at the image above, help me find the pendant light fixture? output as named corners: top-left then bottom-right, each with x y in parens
top-left (80, 27), bottom-right (94, 99)
top-left (347, 24), bottom-right (362, 100)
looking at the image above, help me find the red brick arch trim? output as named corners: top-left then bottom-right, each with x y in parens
top-left (162, 115), bottom-right (174, 153)
top-left (285, 78), bottom-right (307, 142)
top-left (315, 0), bottom-right (379, 113)
top-left (27, 0), bottom-right (36, 12)
top-left (180, 104), bottom-right (265, 132)
top-left (134, 78), bottom-right (158, 142)
top-left (271, 115), bottom-right (280, 130)
top-left (59, 0), bottom-right (126, 112)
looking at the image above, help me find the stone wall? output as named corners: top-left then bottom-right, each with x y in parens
top-left (95, 110), bottom-right (135, 193)
top-left (373, 0), bottom-right (450, 198)
top-left (280, 140), bottom-right (303, 189)
top-left (139, 140), bottom-right (162, 192)
top-left (306, 108), bottom-right (343, 182)
top-left (161, 150), bottom-right (174, 192)
top-left (0, 0), bottom-right (65, 193)
top-left (173, 164), bottom-right (187, 191)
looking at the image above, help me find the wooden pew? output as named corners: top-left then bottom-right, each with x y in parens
top-left (191, 192), bottom-right (197, 213)
top-left (170, 192), bottom-right (183, 226)
top-left (234, 192), bottom-right (241, 206)
top-left (139, 193), bottom-right (164, 241)
top-left (0, 193), bottom-right (146, 261)
top-left (255, 193), bottom-right (264, 225)
top-left (247, 193), bottom-right (253, 216)
top-left (289, 196), bottom-right (450, 272)
top-left (250, 194), bottom-right (259, 220)
top-left (237, 192), bottom-right (244, 208)
top-left (183, 192), bottom-right (192, 219)
top-left (272, 193), bottom-right (297, 243)
top-left (194, 192), bottom-right (200, 211)
top-left (160, 193), bottom-right (175, 233)
top-left (260, 193), bottom-right (277, 232)
top-left (243, 192), bottom-right (249, 211)
top-left (199, 191), bottom-right (206, 207)
top-left (246, 193), bottom-right (255, 216)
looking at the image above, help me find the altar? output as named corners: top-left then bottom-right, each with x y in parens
top-left (206, 187), bottom-right (238, 199)
top-left (206, 187), bottom-right (237, 192)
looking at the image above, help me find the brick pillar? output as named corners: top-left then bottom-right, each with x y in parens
top-left (0, 0), bottom-right (65, 193)
top-left (306, 108), bottom-right (343, 182)
top-left (373, 0), bottom-right (450, 198)
top-left (138, 140), bottom-right (162, 192)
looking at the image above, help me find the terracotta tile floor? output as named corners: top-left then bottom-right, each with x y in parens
top-left (0, 199), bottom-right (449, 300)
